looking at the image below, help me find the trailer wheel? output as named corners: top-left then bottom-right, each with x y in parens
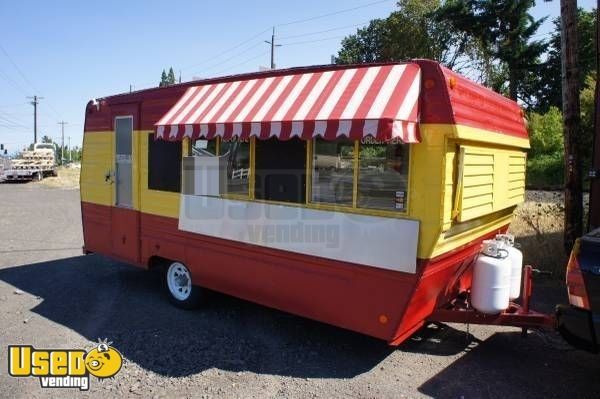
top-left (35, 172), bottom-right (42, 181)
top-left (163, 261), bottom-right (202, 309)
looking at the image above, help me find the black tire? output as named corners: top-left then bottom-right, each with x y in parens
top-left (162, 261), bottom-right (203, 309)
top-left (35, 172), bottom-right (42, 181)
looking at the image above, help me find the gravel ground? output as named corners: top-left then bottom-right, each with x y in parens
top-left (0, 184), bottom-right (599, 399)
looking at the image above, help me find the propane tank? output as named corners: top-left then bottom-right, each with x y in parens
top-left (471, 240), bottom-right (511, 314)
top-left (495, 234), bottom-right (524, 300)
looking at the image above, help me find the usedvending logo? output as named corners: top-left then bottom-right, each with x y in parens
top-left (8, 339), bottom-right (122, 390)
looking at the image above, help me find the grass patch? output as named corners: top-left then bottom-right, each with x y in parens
top-left (38, 165), bottom-right (80, 189)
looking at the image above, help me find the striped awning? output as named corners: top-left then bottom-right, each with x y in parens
top-left (155, 63), bottom-right (421, 143)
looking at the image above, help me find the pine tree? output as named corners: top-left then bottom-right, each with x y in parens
top-left (159, 69), bottom-right (168, 87)
top-left (436, 0), bottom-right (546, 101)
top-left (168, 67), bottom-right (176, 85)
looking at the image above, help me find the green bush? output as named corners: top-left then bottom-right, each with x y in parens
top-left (526, 153), bottom-right (564, 189)
top-left (526, 106), bottom-right (565, 188)
top-left (528, 106), bottom-right (564, 158)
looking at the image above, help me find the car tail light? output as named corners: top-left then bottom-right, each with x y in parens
top-left (566, 239), bottom-right (591, 310)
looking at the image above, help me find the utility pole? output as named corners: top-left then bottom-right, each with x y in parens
top-left (27, 95), bottom-right (43, 144)
top-left (561, 0), bottom-right (584, 252)
top-left (58, 121), bottom-right (67, 165)
top-left (264, 27), bottom-right (282, 69)
top-left (590, 0), bottom-right (600, 230)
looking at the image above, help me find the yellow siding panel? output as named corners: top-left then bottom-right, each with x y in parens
top-left (456, 145), bottom-right (526, 223)
top-left (462, 183), bottom-right (494, 198)
top-left (463, 174), bottom-right (494, 187)
top-left (138, 132), bottom-right (180, 219)
top-left (81, 132), bottom-right (113, 206)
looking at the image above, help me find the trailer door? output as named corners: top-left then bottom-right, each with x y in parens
top-left (111, 112), bottom-right (140, 263)
top-left (115, 116), bottom-right (133, 207)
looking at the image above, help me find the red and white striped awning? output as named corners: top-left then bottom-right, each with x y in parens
top-left (155, 63), bottom-right (421, 143)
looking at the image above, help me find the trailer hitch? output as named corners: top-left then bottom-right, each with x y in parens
top-left (427, 265), bottom-right (557, 332)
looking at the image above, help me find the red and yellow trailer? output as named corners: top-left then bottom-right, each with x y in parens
top-left (81, 60), bottom-right (537, 345)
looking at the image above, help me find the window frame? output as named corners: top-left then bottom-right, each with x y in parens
top-left (190, 136), bottom-right (253, 200)
top-left (188, 136), bottom-right (412, 219)
top-left (306, 138), bottom-right (411, 217)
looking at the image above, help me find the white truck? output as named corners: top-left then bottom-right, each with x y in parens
top-left (2, 143), bottom-right (57, 182)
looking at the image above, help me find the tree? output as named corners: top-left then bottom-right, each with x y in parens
top-left (535, 8), bottom-right (597, 112)
top-left (526, 107), bottom-right (565, 188)
top-left (336, 0), bottom-right (483, 73)
top-left (159, 69), bottom-right (168, 87)
top-left (159, 68), bottom-right (177, 87)
top-left (579, 74), bottom-right (597, 183)
top-left (167, 67), bottom-right (177, 85)
top-left (529, 106), bottom-right (565, 159)
top-left (435, 0), bottom-right (547, 102)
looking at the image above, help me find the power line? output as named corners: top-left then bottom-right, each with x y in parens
top-left (0, 67), bottom-right (29, 95)
top-left (209, 50), bottom-right (271, 77)
top-left (0, 42), bottom-right (63, 119)
top-left (280, 35), bottom-right (348, 47)
top-left (277, 20), bottom-right (371, 40)
top-left (192, 42), bottom-right (264, 76)
top-left (138, 0), bottom-right (395, 86)
top-left (0, 109), bottom-right (30, 127)
top-left (181, 28), bottom-right (272, 72)
top-left (0, 43), bottom-right (39, 92)
top-left (276, 0), bottom-right (394, 27)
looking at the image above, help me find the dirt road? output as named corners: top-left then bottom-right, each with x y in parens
top-left (0, 183), bottom-right (599, 398)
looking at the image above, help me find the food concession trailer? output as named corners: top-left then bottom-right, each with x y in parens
top-left (81, 59), bottom-right (552, 345)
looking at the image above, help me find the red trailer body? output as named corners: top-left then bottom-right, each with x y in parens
top-left (80, 60), bottom-right (532, 344)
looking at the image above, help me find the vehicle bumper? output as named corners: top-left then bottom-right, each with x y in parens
top-left (556, 304), bottom-right (599, 353)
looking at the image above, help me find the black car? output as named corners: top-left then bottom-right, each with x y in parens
top-left (556, 227), bottom-right (600, 352)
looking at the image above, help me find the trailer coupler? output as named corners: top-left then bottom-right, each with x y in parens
top-left (427, 265), bottom-right (557, 332)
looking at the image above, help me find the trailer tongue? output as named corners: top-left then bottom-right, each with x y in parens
top-left (429, 265), bottom-right (556, 333)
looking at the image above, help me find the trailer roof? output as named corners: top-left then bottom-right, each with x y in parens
top-left (86, 59), bottom-right (528, 142)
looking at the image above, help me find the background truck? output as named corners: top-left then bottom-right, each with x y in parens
top-left (2, 143), bottom-right (57, 182)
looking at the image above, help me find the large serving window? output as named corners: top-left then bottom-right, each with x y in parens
top-left (185, 136), bottom-right (410, 213)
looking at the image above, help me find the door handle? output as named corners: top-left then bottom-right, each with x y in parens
top-left (105, 169), bottom-right (114, 184)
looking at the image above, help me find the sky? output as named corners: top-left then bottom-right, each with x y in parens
top-left (0, 0), bottom-right (596, 153)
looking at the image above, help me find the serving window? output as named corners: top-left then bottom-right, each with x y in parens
top-left (190, 138), bottom-right (250, 197)
top-left (311, 139), bottom-right (354, 206)
top-left (221, 140), bottom-right (250, 196)
top-left (185, 136), bottom-right (410, 215)
top-left (358, 140), bottom-right (409, 211)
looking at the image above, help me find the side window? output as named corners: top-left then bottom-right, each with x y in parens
top-left (221, 139), bottom-right (250, 196)
top-left (311, 138), bottom-right (354, 206)
top-left (148, 135), bottom-right (182, 193)
top-left (357, 140), bottom-right (409, 211)
top-left (254, 137), bottom-right (306, 204)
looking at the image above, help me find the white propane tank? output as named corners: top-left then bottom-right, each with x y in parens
top-left (496, 234), bottom-right (524, 300)
top-left (471, 240), bottom-right (512, 314)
